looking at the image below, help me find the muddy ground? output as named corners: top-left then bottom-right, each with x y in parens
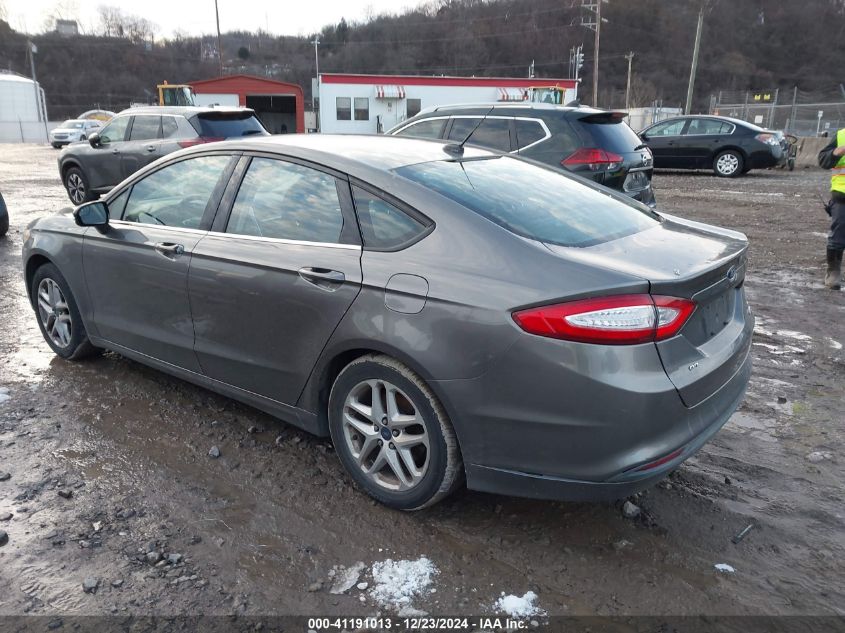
top-left (0, 144), bottom-right (843, 623)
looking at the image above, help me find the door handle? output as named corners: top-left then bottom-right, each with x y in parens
top-left (146, 145), bottom-right (156, 152)
top-left (111, 148), bottom-right (119, 154)
top-left (154, 242), bottom-right (185, 258)
top-left (298, 267), bottom-right (345, 287)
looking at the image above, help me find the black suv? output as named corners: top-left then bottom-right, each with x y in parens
top-left (387, 103), bottom-right (656, 207)
top-left (58, 106), bottom-right (268, 204)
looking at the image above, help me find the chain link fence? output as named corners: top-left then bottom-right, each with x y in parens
top-left (709, 87), bottom-right (845, 136)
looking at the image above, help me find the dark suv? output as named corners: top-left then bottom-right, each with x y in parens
top-left (58, 106), bottom-right (268, 204)
top-left (387, 103), bottom-right (656, 207)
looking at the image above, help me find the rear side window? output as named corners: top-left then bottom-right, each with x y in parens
top-left (395, 157), bottom-right (658, 248)
top-left (192, 112), bottom-right (266, 138)
top-left (226, 157), bottom-right (344, 244)
top-left (686, 119), bottom-right (732, 135)
top-left (395, 118), bottom-right (446, 139)
top-left (572, 116), bottom-right (643, 154)
top-left (352, 186), bottom-right (428, 249)
top-left (515, 120), bottom-right (547, 149)
top-left (129, 115), bottom-right (161, 141)
top-left (448, 118), bottom-right (512, 152)
top-left (161, 117), bottom-right (180, 138)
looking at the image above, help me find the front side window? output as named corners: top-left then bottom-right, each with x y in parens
top-left (352, 186), bottom-right (428, 249)
top-left (395, 118), bottom-right (446, 139)
top-left (646, 120), bottom-right (686, 137)
top-left (354, 97), bottom-right (369, 121)
top-left (395, 157), bottom-right (658, 248)
top-left (226, 157), bottom-right (344, 244)
top-left (448, 117), bottom-right (512, 152)
top-left (336, 97), bottom-right (351, 121)
top-left (98, 116), bottom-right (130, 144)
top-left (121, 155), bottom-right (231, 229)
top-left (407, 98), bottom-right (422, 118)
top-left (129, 115), bottom-right (161, 141)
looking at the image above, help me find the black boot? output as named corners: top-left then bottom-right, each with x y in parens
top-left (825, 249), bottom-right (843, 290)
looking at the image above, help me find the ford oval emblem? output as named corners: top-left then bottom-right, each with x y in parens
top-left (726, 266), bottom-right (738, 282)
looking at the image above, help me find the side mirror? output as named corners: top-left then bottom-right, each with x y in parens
top-left (88, 132), bottom-right (101, 148)
top-left (73, 201), bottom-right (109, 227)
top-left (640, 132), bottom-right (649, 141)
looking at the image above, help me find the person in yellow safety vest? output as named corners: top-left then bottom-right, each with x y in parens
top-left (818, 128), bottom-right (845, 290)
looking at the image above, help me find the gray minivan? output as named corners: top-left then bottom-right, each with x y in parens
top-left (57, 106), bottom-right (268, 204)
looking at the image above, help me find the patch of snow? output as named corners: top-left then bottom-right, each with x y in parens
top-left (753, 342), bottom-right (806, 355)
top-left (369, 557), bottom-right (437, 610)
top-left (714, 563), bottom-right (736, 573)
top-left (329, 562), bottom-right (365, 594)
top-left (828, 338), bottom-right (843, 351)
top-left (806, 451), bottom-right (832, 463)
top-left (494, 591), bottom-right (545, 618)
top-left (0, 386), bottom-right (9, 404)
top-left (775, 329), bottom-right (812, 341)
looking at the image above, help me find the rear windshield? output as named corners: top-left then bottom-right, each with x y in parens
top-left (395, 157), bottom-right (658, 248)
top-left (191, 112), bottom-right (266, 138)
top-left (571, 116), bottom-right (643, 154)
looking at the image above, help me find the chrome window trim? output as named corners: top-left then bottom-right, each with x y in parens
top-left (110, 219), bottom-right (361, 250)
top-left (206, 230), bottom-right (362, 250)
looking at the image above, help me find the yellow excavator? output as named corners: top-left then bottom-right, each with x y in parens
top-left (157, 81), bottom-right (197, 107)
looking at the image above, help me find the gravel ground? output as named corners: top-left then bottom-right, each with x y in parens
top-left (0, 144), bottom-right (843, 620)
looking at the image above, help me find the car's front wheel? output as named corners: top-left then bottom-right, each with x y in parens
top-left (64, 167), bottom-right (96, 204)
top-left (329, 354), bottom-right (463, 510)
top-left (713, 150), bottom-right (744, 177)
top-left (31, 263), bottom-right (100, 360)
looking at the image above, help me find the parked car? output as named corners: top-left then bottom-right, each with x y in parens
top-left (24, 134), bottom-right (752, 509)
top-left (638, 115), bottom-right (785, 177)
top-left (387, 103), bottom-right (656, 207)
top-left (49, 119), bottom-right (102, 149)
top-left (0, 191), bottom-right (7, 237)
top-left (57, 106), bottom-right (268, 204)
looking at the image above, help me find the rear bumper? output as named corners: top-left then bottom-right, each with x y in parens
top-left (748, 146), bottom-right (783, 169)
top-left (435, 330), bottom-right (751, 502)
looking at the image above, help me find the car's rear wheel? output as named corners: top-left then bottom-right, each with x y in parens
top-left (329, 354), bottom-right (463, 510)
top-left (31, 263), bottom-right (100, 360)
top-left (713, 150), bottom-right (744, 177)
top-left (64, 167), bottom-right (95, 204)
top-left (51, 143), bottom-right (61, 149)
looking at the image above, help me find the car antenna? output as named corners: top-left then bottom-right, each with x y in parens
top-left (443, 105), bottom-right (496, 157)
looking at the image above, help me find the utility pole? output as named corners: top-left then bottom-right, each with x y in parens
top-left (27, 41), bottom-right (48, 142)
top-left (311, 36), bottom-right (320, 131)
top-left (581, 1), bottom-right (607, 107)
top-left (624, 51), bottom-right (634, 111)
top-left (684, 5), bottom-right (704, 115)
top-left (214, 0), bottom-right (223, 76)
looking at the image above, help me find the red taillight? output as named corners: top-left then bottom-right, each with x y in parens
top-left (562, 147), bottom-right (624, 171)
top-left (512, 294), bottom-right (696, 345)
top-left (178, 136), bottom-right (225, 148)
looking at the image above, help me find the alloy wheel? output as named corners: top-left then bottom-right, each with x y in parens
top-left (36, 278), bottom-right (73, 348)
top-left (67, 173), bottom-right (86, 204)
top-left (716, 153), bottom-right (739, 175)
top-left (342, 379), bottom-right (430, 492)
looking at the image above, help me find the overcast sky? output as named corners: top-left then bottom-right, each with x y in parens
top-left (4, 0), bottom-right (426, 37)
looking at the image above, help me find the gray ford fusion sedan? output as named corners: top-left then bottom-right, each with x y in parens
top-left (22, 134), bottom-right (753, 510)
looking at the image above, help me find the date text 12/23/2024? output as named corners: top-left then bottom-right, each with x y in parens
top-left (307, 617), bottom-right (537, 630)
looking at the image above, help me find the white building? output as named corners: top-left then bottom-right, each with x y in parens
top-left (317, 73), bottom-right (578, 134)
top-left (0, 72), bottom-right (52, 143)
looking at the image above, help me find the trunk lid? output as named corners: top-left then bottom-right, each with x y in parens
top-left (545, 213), bottom-right (753, 408)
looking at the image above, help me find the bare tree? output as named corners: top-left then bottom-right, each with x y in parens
top-left (97, 5), bottom-right (156, 43)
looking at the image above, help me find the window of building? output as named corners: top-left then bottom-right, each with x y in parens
top-left (354, 97), bottom-right (369, 121)
top-left (407, 98), bottom-right (422, 118)
top-left (336, 97), bottom-right (351, 121)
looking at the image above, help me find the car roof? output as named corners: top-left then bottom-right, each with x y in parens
top-left (415, 102), bottom-right (604, 117)
top-left (115, 106), bottom-right (254, 117)
top-left (646, 114), bottom-right (760, 129)
top-left (188, 133), bottom-right (496, 172)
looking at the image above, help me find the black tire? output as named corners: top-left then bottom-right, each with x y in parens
top-left (713, 150), bottom-right (744, 178)
top-left (51, 143), bottom-right (61, 149)
top-left (31, 263), bottom-right (100, 360)
top-left (80, 135), bottom-right (86, 141)
top-left (328, 354), bottom-right (463, 510)
top-left (787, 157), bottom-right (795, 171)
top-left (0, 193), bottom-right (7, 237)
top-left (64, 166), bottom-right (96, 204)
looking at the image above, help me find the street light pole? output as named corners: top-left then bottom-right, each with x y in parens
top-left (684, 5), bottom-right (704, 115)
top-left (311, 36), bottom-right (320, 132)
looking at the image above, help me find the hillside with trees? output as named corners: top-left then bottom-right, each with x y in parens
top-left (0, 0), bottom-right (843, 119)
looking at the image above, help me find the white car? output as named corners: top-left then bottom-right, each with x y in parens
top-left (50, 120), bottom-right (102, 149)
